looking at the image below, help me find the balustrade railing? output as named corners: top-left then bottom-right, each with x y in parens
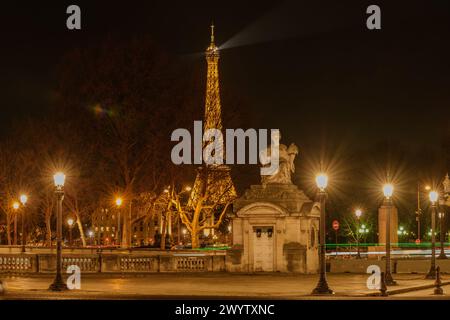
top-left (120, 257), bottom-right (154, 272)
top-left (0, 255), bottom-right (34, 273)
top-left (62, 257), bottom-right (99, 272)
top-left (176, 257), bottom-right (206, 271)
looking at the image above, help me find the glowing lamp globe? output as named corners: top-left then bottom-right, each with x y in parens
top-left (355, 209), bottom-right (362, 218)
top-left (20, 194), bottom-right (28, 205)
top-left (12, 202), bottom-right (20, 210)
top-left (53, 172), bottom-right (66, 187)
top-left (429, 191), bottom-right (439, 203)
top-left (383, 184), bottom-right (394, 198)
top-left (67, 218), bottom-right (74, 227)
top-left (115, 197), bottom-right (123, 207)
top-left (315, 173), bottom-right (328, 190)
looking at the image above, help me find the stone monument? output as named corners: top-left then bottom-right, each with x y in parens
top-left (227, 142), bottom-right (320, 273)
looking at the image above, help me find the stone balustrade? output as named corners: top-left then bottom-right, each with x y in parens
top-left (0, 248), bottom-right (227, 274)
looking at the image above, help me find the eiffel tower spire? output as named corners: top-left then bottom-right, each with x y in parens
top-left (204, 22), bottom-right (222, 131)
top-left (188, 24), bottom-right (236, 209)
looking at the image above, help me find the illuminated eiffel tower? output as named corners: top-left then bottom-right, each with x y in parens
top-left (188, 24), bottom-right (237, 208)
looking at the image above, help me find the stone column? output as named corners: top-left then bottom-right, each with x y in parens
top-left (378, 204), bottom-right (399, 246)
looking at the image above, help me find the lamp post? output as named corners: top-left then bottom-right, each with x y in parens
top-left (416, 184), bottom-right (431, 242)
top-left (115, 197), bottom-right (123, 247)
top-left (426, 191), bottom-right (438, 279)
top-left (67, 218), bottom-right (74, 247)
top-left (12, 202), bottom-right (19, 246)
top-left (49, 172), bottom-right (68, 291)
top-left (438, 212), bottom-right (447, 259)
top-left (312, 173), bottom-right (334, 294)
top-left (383, 183), bottom-right (396, 285)
top-left (20, 194), bottom-right (27, 253)
top-left (88, 230), bottom-right (94, 245)
top-left (355, 209), bottom-right (362, 259)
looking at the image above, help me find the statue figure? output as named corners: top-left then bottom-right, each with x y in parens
top-left (260, 135), bottom-right (299, 185)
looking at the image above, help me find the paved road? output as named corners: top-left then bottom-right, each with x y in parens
top-left (1, 273), bottom-right (449, 299)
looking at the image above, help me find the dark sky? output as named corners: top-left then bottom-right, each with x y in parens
top-left (1, 0), bottom-right (450, 155)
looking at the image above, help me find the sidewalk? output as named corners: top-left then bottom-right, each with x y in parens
top-left (0, 273), bottom-right (448, 299)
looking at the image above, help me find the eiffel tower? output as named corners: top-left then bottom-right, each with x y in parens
top-left (188, 24), bottom-right (237, 208)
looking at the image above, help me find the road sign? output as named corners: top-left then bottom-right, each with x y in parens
top-left (332, 220), bottom-right (340, 231)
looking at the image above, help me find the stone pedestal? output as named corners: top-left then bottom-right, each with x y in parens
top-left (378, 204), bottom-right (398, 245)
top-left (229, 183), bottom-right (320, 273)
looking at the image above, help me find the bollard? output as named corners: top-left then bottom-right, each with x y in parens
top-left (434, 266), bottom-right (444, 295)
top-left (380, 271), bottom-right (388, 296)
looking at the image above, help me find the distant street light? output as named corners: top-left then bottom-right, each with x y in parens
top-left (355, 209), bottom-right (362, 259)
top-left (382, 183), bottom-right (396, 285)
top-left (20, 194), bottom-right (28, 253)
top-left (312, 173), bottom-right (333, 295)
top-left (426, 190), bottom-right (439, 279)
top-left (67, 218), bottom-right (74, 246)
top-left (49, 172), bottom-right (68, 291)
top-left (397, 226), bottom-right (408, 236)
top-left (438, 212), bottom-right (447, 260)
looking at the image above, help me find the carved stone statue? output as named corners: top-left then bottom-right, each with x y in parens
top-left (260, 140), bottom-right (299, 185)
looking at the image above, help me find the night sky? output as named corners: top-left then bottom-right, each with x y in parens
top-left (1, 1), bottom-right (450, 174)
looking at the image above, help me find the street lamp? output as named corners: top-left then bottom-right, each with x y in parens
top-left (426, 190), bottom-right (439, 278)
top-left (312, 173), bottom-right (333, 295)
top-left (115, 197), bottom-right (123, 246)
top-left (355, 209), bottom-right (362, 259)
top-left (382, 183), bottom-right (396, 285)
top-left (67, 218), bottom-right (74, 247)
top-left (49, 172), bottom-right (68, 291)
top-left (416, 184), bottom-right (432, 243)
top-left (20, 194), bottom-right (27, 253)
top-left (88, 230), bottom-right (94, 245)
top-left (438, 212), bottom-right (447, 259)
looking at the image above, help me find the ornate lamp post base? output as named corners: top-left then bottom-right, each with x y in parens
top-left (312, 271), bottom-right (334, 295)
top-left (49, 276), bottom-right (68, 291)
top-left (384, 272), bottom-right (397, 286)
top-left (426, 267), bottom-right (436, 279)
top-left (312, 280), bottom-right (334, 295)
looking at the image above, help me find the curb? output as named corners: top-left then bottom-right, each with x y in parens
top-left (365, 281), bottom-right (450, 296)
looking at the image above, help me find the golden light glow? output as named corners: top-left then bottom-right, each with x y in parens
top-left (12, 202), bottom-right (20, 210)
top-left (67, 218), bottom-right (74, 226)
top-left (185, 186), bottom-right (192, 192)
top-left (53, 172), bottom-right (66, 187)
top-left (383, 183), bottom-right (394, 198)
top-left (429, 190), bottom-right (439, 203)
top-left (20, 194), bottom-right (28, 205)
top-left (315, 173), bottom-right (328, 190)
top-left (115, 197), bottom-right (123, 207)
top-left (355, 209), bottom-right (362, 218)
top-left (425, 185), bottom-right (431, 191)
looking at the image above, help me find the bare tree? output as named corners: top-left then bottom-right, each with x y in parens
top-left (170, 168), bottom-right (235, 249)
